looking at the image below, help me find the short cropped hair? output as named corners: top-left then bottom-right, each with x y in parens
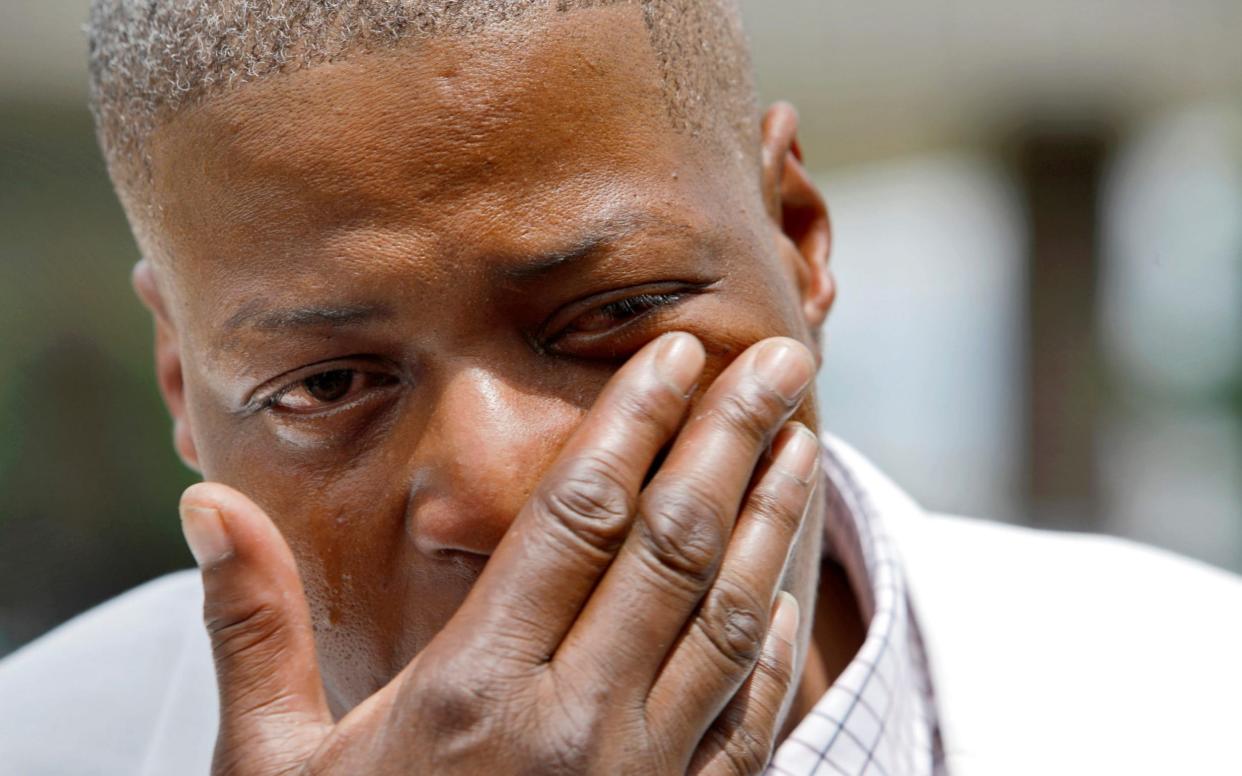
top-left (86, 0), bottom-right (759, 197)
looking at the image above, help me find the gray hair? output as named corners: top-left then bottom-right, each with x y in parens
top-left (87, 0), bottom-right (758, 196)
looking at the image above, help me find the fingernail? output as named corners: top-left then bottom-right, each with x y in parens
top-left (654, 332), bottom-right (705, 397)
top-left (773, 591), bottom-right (801, 645)
top-left (754, 339), bottom-right (814, 403)
top-left (776, 424), bottom-right (820, 484)
top-left (180, 504), bottom-right (232, 567)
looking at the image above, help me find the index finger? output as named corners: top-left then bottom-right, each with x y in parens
top-left (434, 331), bottom-right (706, 661)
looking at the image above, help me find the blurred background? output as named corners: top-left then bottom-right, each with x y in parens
top-left (1, 0), bottom-right (1240, 658)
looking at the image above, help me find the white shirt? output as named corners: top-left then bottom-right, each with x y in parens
top-left (2, 435), bottom-right (1240, 775)
top-left (768, 439), bottom-right (942, 775)
top-left (824, 436), bottom-right (1242, 776)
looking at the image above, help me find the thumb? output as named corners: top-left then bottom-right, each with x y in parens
top-left (180, 482), bottom-right (332, 773)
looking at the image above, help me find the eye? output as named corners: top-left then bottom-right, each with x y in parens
top-left (567, 292), bottom-right (685, 335)
top-left (263, 368), bottom-right (398, 414)
top-left (539, 280), bottom-right (714, 355)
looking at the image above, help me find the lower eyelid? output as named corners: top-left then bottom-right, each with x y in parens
top-left (264, 371), bottom-right (400, 415)
top-left (272, 387), bottom-right (395, 419)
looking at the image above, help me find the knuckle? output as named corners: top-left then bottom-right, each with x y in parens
top-left (711, 390), bottom-right (785, 446)
top-left (752, 642), bottom-right (796, 691)
top-left (720, 724), bottom-right (774, 776)
top-left (530, 720), bottom-right (594, 775)
top-left (527, 670), bottom-right (612, 773)
top-left (696, 578), bottom-right (769, 670)
top-left (410, 673), bottom-right (489, 736)
top-left (528, 739), bottom-right (589, 776)
top-left (745, 475), bottom-right (809, 535)
top-left (708, 700), bottom-right (777, 776)
top-left (536, 452), bottom-right (635, 553)
top-left (637, 481), bottom-right (726, 586)
top-left (204, 600), bottom-right (286, 663)
top-left (614, 383), bottom-right (678, 431)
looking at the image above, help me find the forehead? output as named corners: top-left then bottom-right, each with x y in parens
top-left (147, 5), bottom-right (733, 254)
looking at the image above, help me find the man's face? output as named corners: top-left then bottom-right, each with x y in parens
top-left (142, 6), bottom-right (828, 710)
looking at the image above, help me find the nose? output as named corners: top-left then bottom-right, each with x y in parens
top-left (406, 365), bottom-right (580, 560)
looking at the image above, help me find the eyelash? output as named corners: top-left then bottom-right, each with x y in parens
top-left (593, 292), bottom-right (683, 322)
top-left (545, 285), bottom-right (700, 349)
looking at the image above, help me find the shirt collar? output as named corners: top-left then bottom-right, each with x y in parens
top-left (768, 436), bottom-right (944, 775)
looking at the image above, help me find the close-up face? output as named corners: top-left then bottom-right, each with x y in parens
top-left (138, 5), bottom-right (831, 712)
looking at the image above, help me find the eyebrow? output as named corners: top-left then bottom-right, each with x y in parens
top-left (222, 301), bottom-right (393, 333)
top-left (499, 234), bottom-right (611, 281)
top-left (497, 210), bottom-right (674, 281)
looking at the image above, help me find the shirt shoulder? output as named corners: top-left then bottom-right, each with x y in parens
top-left (910, 510), bottom-right (1242, 607)
top-left (821, 434), bottom-right (1242, 774)
top-left (895, 514), bottom-right (1242, 775)
top-left (0, 570), bottom-right (218, 776)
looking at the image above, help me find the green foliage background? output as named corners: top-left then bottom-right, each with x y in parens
top-left (0, 103), bottom-right (196, 657)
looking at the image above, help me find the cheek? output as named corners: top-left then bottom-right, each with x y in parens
top-left (185, 380), bottom-right (411, 611)
top-left (200, 419), bottom-right (411, 614)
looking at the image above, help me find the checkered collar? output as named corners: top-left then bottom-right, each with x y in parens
top-left (767, 439), bottom-right (944, 776)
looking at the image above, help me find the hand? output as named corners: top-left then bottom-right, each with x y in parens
top-left (179, 332), bottom-right (820, 776)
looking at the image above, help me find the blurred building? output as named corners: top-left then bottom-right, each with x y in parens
top-left (1, 1), bottom-right (1239, 657)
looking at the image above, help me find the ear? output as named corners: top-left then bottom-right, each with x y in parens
top-left (132, 259), bottom-right (201, 472)
top-left (760, 102), bottom-right (835, 335)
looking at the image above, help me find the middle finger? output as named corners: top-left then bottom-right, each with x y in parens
top-left (553, 337), bottom-right (815, 692)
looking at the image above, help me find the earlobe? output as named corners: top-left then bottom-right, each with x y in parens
top-left (173, 418), bottom-right (200, 473)
top-left (760, 102), bottom-right (835, 333)
top-left (132, 259), bottom-right (202, 472)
